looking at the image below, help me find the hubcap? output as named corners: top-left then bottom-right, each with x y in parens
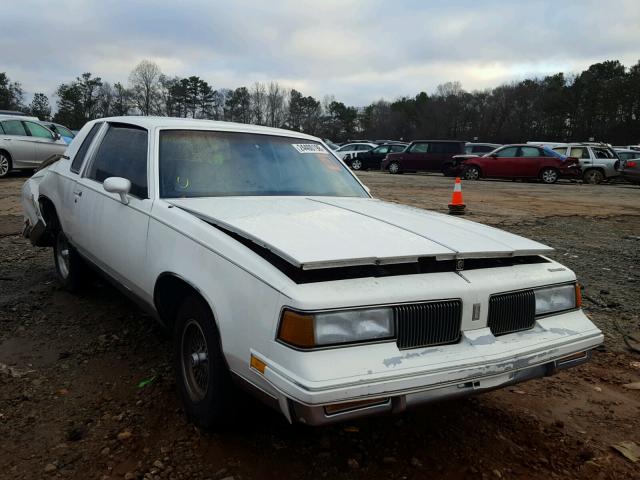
top-left (543, 170), bottom-right (557, 183)
top-left (389, 163), bottom-right (399, 173)
top-left (466, 168), bottom-right (479, 180)
top-left (181, 320), bottom-right (209, 402)
top-left (56, 234), bottom-right (71, 279)
top-left (585, 171), bottom-right (602, 184)
top-left (352, 159), bottom-right (362, 170)
top-left (0, 155), bottom-right (9, 177)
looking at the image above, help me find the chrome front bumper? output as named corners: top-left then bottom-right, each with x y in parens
top-left (290, 349), bottom-right (592, 426)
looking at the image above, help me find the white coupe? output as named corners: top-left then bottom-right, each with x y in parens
top-left (22, 117), bottom-right (603, 427)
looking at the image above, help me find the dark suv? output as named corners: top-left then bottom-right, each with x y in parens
top-left (381, 140), bottom-right (466, 174)
top-left (348, 143), bottom-right (407, 170)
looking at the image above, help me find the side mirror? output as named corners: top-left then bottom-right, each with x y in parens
top-left (103, 177), bottom-right (131, 205)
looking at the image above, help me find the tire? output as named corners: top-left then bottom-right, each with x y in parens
top-left (441, 163), bottom-right (454, 177)
top-left (583, 169), bottom-right (604, 185)
top-left (350, 158), bottom-right (362, 170)
top-left (463, 165), bottom-right (481, 181)
top-left (174, 295), bottom-right (237, 430)
top-left (540, 168), bottom-right (559, 184)
top-left (388, 162), bottom-right (400, 174)
top-left (0, 151), bottom-right (12, 178)
top-left (53, 230), bottom-right (88, 291)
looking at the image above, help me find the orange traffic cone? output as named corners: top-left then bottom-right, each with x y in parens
top-left (448, 177), bottom-right (466, 215)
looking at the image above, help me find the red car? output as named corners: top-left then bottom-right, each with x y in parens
top-left (457, 145), bottom-right (581, 184)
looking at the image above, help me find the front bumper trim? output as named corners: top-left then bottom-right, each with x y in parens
top-left (291, 349), bottom-right (592, 425)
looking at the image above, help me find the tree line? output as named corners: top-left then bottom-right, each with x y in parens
top-left (1, 59), bottom-right (639, 144)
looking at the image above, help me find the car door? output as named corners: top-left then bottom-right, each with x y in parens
top-left (404, 142), bottom-right (428, 170)
top-left (568, 146), bottom-right (591, 170)
top-left (484, 146), bottom-right (519, 177)
top-left (365, 145), bottom-right (389, 168)
top-left (516, 146), bottom-right (544, 177)
top-left (0, 119), bottom-right (35, 168)
top-left (72, 123), bottom-right (153, 298)
top-left (23, 121), bottom-right (67, 164)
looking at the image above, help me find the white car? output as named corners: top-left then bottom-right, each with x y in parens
top-left (334, 142), bottom-right (377, 161)
top-left (0, 116), bottom-right (68, 177)
top-left (22, 117), bottom-right (603, 428)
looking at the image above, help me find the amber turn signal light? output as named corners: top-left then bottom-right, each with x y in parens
top-left (250, 354), bottom-right (267, 374)
top-left (278, 310), bottom-right (315, 348)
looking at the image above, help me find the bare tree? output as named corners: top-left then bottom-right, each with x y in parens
top-left (129, 60), bottom-right (162, 115)
top-left (251, 82), bottom-right (267, 125)
top-left (266, 81), bottom-right (286, 128)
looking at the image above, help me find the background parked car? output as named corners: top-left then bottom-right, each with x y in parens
top-left (464, 142), bottom-right (501, 155)
top-left (614, 145), bottom-right (640, 152)
top-left (614, 148), bottom-right (640, 162)
top-left (334, 142), bottom-right (377, 161)
top-left (381, 140), bottom-right (465, 174)
top-left (0, 117), bottom-right (67, 178)
top-left (460, 144), bottom-right (581, 184)
top-left (552, 143), bottom-right (620, 184)
top-left (346, 143), bottom-right (407, 170)
top-left (39, 121), bottom-right (76, 145)
top-left (615, 149), bottom-right (640, 184)
top-left (451, 143), bottom-right (502, 172)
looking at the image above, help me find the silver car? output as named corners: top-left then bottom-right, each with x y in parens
top-left (0, 116), bottom-right (68, 178)
top-left (552, 143), bottom-right (620, 184)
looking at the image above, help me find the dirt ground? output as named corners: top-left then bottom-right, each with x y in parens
top-left (1, 171), bottom-right (640, 480)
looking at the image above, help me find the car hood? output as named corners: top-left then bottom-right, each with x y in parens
top-left (168, 197), bottom-right (552, 270)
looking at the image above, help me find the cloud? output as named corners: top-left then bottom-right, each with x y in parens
top-left (2, 0), bottom-right (639, 105)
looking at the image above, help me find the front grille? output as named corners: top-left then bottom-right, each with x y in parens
top-left (395, 300), bottom-right (462, 350)
top-left (488, 290), bottom-right (536, 336)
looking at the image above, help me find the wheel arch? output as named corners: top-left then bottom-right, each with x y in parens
top-left (0, 148), bottom-right (12, 162)
top-left (37, 195), bottom-right (61, 247)
top-left (153, 272), bottom-right (221, 334)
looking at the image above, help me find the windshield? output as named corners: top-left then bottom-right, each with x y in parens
top-left (159, 130), bottom-right (368, 198)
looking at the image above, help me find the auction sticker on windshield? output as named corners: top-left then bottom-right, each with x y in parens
top-left (292, 144), bottom-right (328, 154)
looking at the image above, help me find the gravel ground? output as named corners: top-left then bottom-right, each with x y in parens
top-left (1, 172), bottom-right (639, 480)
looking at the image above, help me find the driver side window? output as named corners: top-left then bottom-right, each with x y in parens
top-left (85, 124), bottom-right (149, 199)
top-left (24, 122), bottom-right (54, 139)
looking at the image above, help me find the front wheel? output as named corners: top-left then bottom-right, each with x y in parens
top-left (463, 165), bottom-right (481, 180)
top-left (540, 168), bottom-right (559, 184)
top-left (350, 158), bottom-right (362, 170)
top-left (583, 169), bottom-right (604, 185)
top-left (388, 162), bottom-right (400, 174)
top-left (174, 295), bottom-right (237, 430)
top-left (53, 230), bottom-right (88, 291)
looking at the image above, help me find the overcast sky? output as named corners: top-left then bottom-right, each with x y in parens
top-left (3, 0), bottom-right (639, 105)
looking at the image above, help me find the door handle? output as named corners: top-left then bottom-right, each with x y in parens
top-left (3, 138), bottom-right (10, 141)
top-left (73, 190), bottom-right (83, 197)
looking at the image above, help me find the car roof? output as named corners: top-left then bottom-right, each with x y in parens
top-left (615, 148), bottom-right (640, 153)
top-left (88, 116), bottom-right (321, 142)
top-left (0, 114), bottom-right (41, 122)
top-left (411, 139), bottom-right (466, 143)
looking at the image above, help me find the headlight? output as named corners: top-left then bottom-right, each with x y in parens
top-left (278, 307), bottom-right (395, 349)
top-left (534, 284), bottom-right (579, 316)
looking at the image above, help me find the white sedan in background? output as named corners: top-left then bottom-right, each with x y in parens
top-left (334, 142), bottom-right (377, 161)
top-left (22, 117), bottom-right (602, 428)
